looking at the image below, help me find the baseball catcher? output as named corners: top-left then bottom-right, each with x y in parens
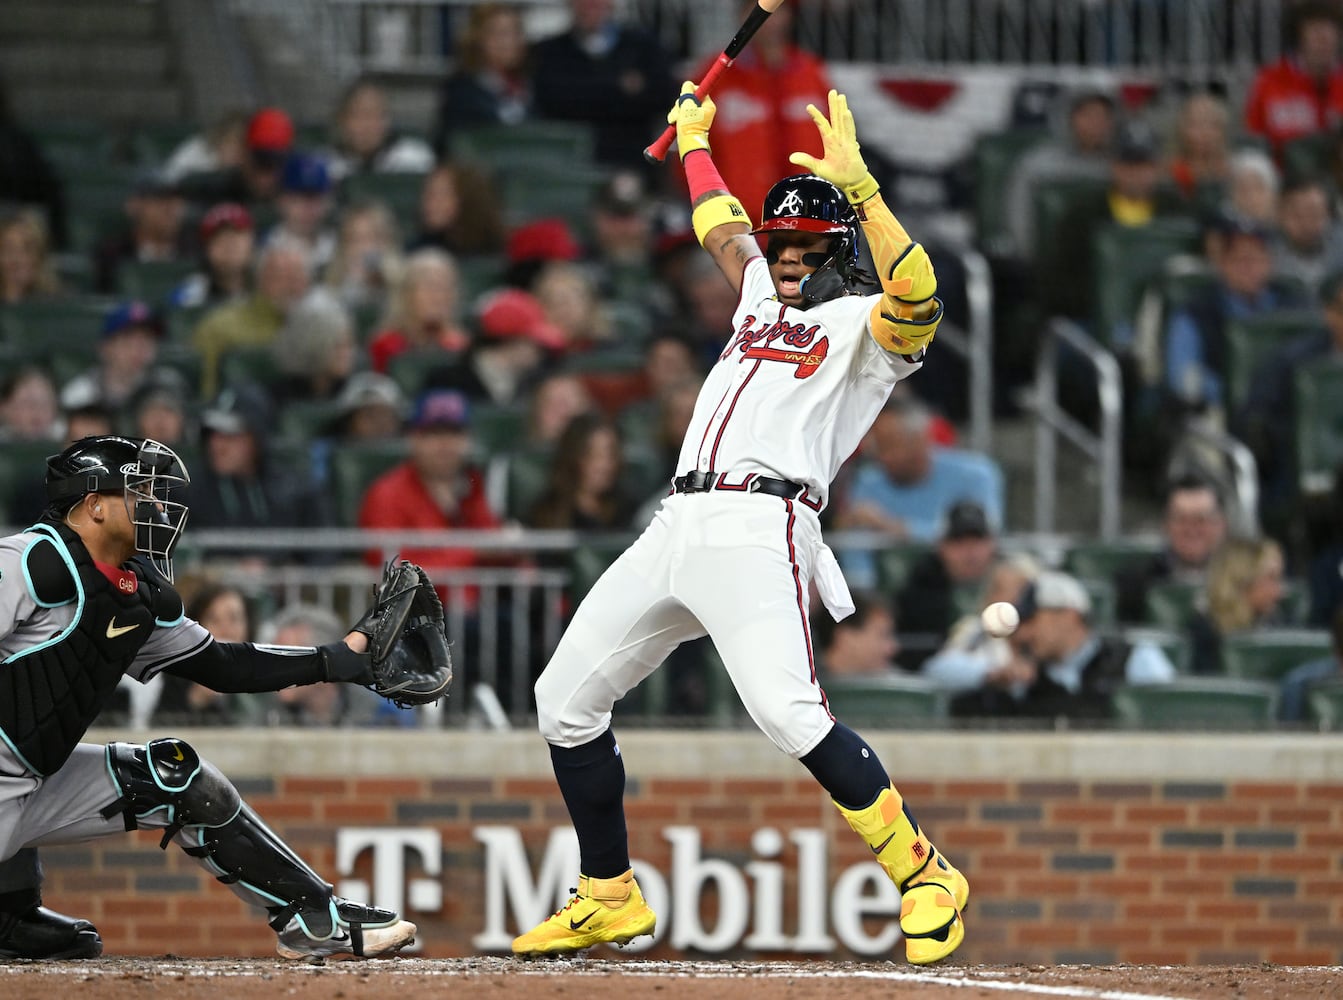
top-left (0, 435), bottom-right (448, 960)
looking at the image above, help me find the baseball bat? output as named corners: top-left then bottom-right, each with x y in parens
top-left (643, 0), bottom-right (788, 164)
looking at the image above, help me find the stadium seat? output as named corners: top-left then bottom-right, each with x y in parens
top-left (456, 254), bottom-right (507, 299)
top-left (1143, 581), bottom-right (1201, 629)
top-left (164, 303), bottom-right (209, 343)
top-left (0, 297), bottom-right (113, 356)
top-left (560, 346), bottom-right (646, 376)
top-left (63, 166), bottom-right (136, 255)
top-left (339, 172), bottom-right (428, 234)
top-left (1307, 680), bottom-right (1343, 730)
top-left (822, 675), bottom-right (950, 728)
top-left (385, 347), bottom-right (461, 398)
top-left (471, 403), bottom-right (529, 456)
top-left (1063, 539), bottom-right (1163, 586)
top-left (130, 122), bottom-right (196, 166)
top-left (1110, 678), bottom-right (1280, 730)
top-left (873, 543), bottom-right (933, 596)
top-left (115, 258), bottom-right (197, 305)
top-left (971, 127), bottom-right (1049, 256)
top-left (1090, 218), bottom-right (1201, 349)
top-left (31, 120), bottom-right (119, 173)
top-left (450, 122), bottom-right (595, 174)
top-left (1078, 576), bottom-right (1117, 628)
top-left (328, 441), bottom-right (410, 526)
top-left (505, 448), bottom-right (551, 522)
top-left (218, 345), bottom-right (283, 390)
top-left (1224, 311), bottom-right (1324, 414)
top-left (1283, 132), bottom-right (1333, 179)
top-left (1220, 629), bottom-right (1332, 682)
top-left (0, 439), bottom-right (67, 525)
top-left (1032, 177), bottom-right (1109, 268)
top-left (1294, 360), bottom-right (1343, 495)
top-left (498, 164), bottom-right (611, 230)
top-left (278, 399), bottom-right (343, 442)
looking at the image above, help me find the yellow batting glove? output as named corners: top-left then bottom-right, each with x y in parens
top-left (667, 81), bottom-right (716, 161)
top-left (788, 89), bottom-right (879, 205)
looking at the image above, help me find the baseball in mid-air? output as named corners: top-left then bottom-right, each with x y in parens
top-left (981, 601), bottom-right (1020, 638)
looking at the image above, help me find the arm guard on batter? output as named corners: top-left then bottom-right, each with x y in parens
top-left (854, 192), bottom-right (943, 358)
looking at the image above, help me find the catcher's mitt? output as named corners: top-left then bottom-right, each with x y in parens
top-left (351, 560), bottom-right (453, 707)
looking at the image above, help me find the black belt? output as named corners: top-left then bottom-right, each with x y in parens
top-left (672, 470), bottom-right (808, 500)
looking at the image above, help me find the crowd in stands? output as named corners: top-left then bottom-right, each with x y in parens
top-left (0, 0), bottom-right (1341, 728)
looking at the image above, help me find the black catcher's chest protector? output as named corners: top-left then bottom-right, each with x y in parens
top-left (0, 523), bottom-right (155, 775)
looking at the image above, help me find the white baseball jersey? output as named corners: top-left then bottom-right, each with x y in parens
top-left (535, 253), bottom-right (925, 761)
top-left (677, 255), bottom-right (922, 508)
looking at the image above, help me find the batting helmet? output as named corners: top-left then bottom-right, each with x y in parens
top-left (45, 436), bottom-right (191, 579)
top-left (753, 175), bottom-right (867, 303)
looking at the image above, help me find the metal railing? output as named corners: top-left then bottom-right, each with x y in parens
top-left (929, 245), bottom-right (995, 455)
top-left (1032, 318), bottom-right (1123, 539)
top-left (268, 0), bottom-right (1281, 80)
top-left (1175, 416), bottom-right (1262, 538)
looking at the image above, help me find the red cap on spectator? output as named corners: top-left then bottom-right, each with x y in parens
top-left (506, 218), bottom-right (581, 265)
top-left (478, 289), bottom-right (566, 351)
top-left (200, 202), bottom-right (254, 243)
top-left (246, 107), bottom-right (295, 152)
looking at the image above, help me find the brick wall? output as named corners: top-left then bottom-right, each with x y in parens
top-left (39, 734), bottom-right (1343, 964)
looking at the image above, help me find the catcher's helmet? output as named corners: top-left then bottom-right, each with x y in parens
top-left (753, 174), bottom-right (867, 304)
top-left (45, 435), bottom-right (191, 579)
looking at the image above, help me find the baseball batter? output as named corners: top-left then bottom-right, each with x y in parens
top-left (0, 435), bottom-right (434, 960)
top-left (512, 88), bottom-right (969, 964)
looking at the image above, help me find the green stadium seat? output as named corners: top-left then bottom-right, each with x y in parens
top-left (1307, 680), bottom-right (1343, 730)
top-left (155, 343), bottom-right (203, 390)
top-left (505, 448), bottom-right (551, 522)
top-left (1063, 539), bottom-right (1162, 584)
top-left (385, 347), bottom-right (461, 398)
top-left (1079, 576), bottom-right (1117, 628)
top-left (1111, 678), bottom-right (1280, 730)
top-left (822, 675), bottom-right (950, 728)
top-left (456, 254), bottom-right (507, 299)
top-left (498, 164), bottom-right (610, 230)
top-left (1224, 311), bottom-right (1324, 414)
top-left (560, 346), bottom-right (646, 376)
top-left (1283, 132), bottom-right (1334, 179)
top-left (278, 399), bottom-right (344, 442)
top-left (873, 543), bottom-right (933, 596)
top-left (1091, 219), bottom-right (1201, 349)
top-left (471, 403), bottom-right (528, 455)
top-left (1220, 629), bottom-right (1332, 682)
top-left (218, 345), bottom-right (283, 390)
top-left (115, 258), bottom-right (197, 305)
top-left (32, 120), bottom-right (119, 173)
top-left (164, 303), bottom-right (209, 343)
top-left (971, 127), bottom-right (1050, 256)
top-left (1032, 177), bottom-right (1109, 269)
top-left (1294, 360), bottom-right (1343, 495)
top-left (1143, 581), bottom-right (1201, 629)
top-left (605, 301), bottom-right (654, 344)
top-left (328, 441), bottom-right (410, 526)
top-left (339, 172), bottom-right (428, 233)
top-left (350, 300), bottom-right (384, 343)
top-left (450, 123), bottom-right (595, 174)
top-left (63, 166), bottom-right (136, 255)
top-left (0, 297), bottom-right (112, 356)
top-left (129, 123), bottom-right (197, 166)
top-left (0, 439), bottom-right (66, 524)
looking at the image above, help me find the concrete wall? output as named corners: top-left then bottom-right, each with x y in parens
top-left (44, 729), bottom-right (1343, 964)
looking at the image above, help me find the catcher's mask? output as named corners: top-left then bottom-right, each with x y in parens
top-left (45, 435), bottom-right (191, 580)
top-left (753, 174), bottom-right (868, 305)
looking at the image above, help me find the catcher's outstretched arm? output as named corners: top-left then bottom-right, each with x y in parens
top-left (163, 639), bottom-right (372, 693)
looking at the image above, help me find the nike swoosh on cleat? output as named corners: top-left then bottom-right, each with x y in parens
top-left (871, 833), bottom-right (896, 855)
top-left (569, 910), bottom-right (599, 931)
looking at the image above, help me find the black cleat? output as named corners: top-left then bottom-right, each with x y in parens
top-left (0, 906), bottom-right (103, 960)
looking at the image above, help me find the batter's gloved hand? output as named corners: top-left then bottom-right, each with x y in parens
top-left (788, 89), bottom-right (879, 205)
top-left (667, 81), bottom-right (717, 161)
top-left (349, 560), bottom-right (453, 708)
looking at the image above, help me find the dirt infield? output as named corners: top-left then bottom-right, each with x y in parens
top-left (1, 957), bottom-right (1339, 999)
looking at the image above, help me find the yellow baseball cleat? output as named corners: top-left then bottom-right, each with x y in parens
top-left (834, 784), bottom-right (970, 965)
top-left (511, 869), bottom-right (656, 955)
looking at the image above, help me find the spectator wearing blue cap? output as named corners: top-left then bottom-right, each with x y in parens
top-left (60, 301), bottom-right (186, 421)
top-left (266, 153), bottom-right (337, 275)
top-left (93, 168), bottom-right (192, 295)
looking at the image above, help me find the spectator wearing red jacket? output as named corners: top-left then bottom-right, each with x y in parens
top-left (357, 389), bottom-right (501, 596)
top-left (1245, 1), bottom-right (1343, 153)
top-left (683, 1), bottom-right (831, 221)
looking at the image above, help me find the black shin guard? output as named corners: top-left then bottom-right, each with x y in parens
top-left (799, 722), bottom-right (892, 810)
top-left (102, 738), bottom-right (339, 937)
top-left (549, 729), bottom-right (630, 879)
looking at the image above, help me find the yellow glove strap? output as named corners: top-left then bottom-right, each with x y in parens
top-left (843, 172), bottom-right (880, 205)
top-left (691, 195), bottom-right (751, 246)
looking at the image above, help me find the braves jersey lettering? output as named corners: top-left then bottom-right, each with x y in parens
top-left (678, 257), bottom-right (921, 502)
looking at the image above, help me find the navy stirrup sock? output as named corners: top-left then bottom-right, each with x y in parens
top-left (799, 722), bottom-right (892, 810)
top-left (549, 729), bottom-right (631, 880)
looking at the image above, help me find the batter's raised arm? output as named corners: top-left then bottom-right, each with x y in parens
top-left (664, 81), bottom-right (761, 291)
top-left (790, 90), bottom-right (943, 358)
